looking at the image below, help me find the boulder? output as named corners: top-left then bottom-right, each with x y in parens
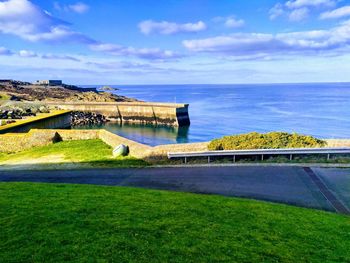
top-left (113, 144), bottom-right (129, 157)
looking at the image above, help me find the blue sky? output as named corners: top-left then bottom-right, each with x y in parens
top-left (1, 0), bottom-right (350, 84)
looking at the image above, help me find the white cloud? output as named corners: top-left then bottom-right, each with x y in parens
top-left (90, 43), bottom-right (183, 60)
top-left (225, 17), bottom-right (245, 28)
top-left (138, 20), bottom-right (206, 35)
top-left (212, 15), bottom-right (245, 28)
top-left (269, 3), bottom-right (285, 20)
top-left (54, 2), bottom-right (89, 14)
top-left (0, 46), bottom-right (13, 55)
top-left (0, 0), bottom-right (180, 61)
top-left (286, 0), bottom-right (336, 9)
top-left (19, 49), bottom-right (37, 57)
top-left (289, 7), bottom-right (309, 21)
top-left (320, 5), bottom-right (350, 19)
top-left (183, 20), bottom-right (350, 58)
top-left (270, 0), bottom-right (336, 21)
top-left (0, 0), bottom-right (93, 43)
top-left (68, 2), bottom-right (89, 13)
top-left (0, 46), bottom-right (81, 62)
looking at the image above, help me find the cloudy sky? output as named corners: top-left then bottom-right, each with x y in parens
top-left (1, 0), bottom-right (350, 84)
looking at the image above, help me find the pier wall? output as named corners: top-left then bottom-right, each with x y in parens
top-left (45, 102), bottom-right (190, 126)
top-left (0, 111), bottom-right (71, 134)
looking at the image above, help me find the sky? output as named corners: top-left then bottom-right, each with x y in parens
top-left (1, 0), bottom-right (350, 84)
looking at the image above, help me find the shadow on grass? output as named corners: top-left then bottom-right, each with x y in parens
top-left (0, 157), bottom-right (150, 170)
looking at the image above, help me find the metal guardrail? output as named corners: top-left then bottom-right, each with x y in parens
top-left (167, 147), bottom-right (350, 163)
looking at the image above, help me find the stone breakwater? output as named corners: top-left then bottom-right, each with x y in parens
top-left (71, 111), bottom-right (108, 126)
top-left (44, 101), bottom-right (190, 127)
top-left (0, 109), bottom-right (33, 119)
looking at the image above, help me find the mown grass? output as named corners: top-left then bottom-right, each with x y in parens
top-left (0, 183), bottom-right (349, 262)
top-left (0, 139), bottom-right (148, 168)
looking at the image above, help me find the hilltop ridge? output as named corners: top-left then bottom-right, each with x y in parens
top-left (0, 80), bottom-right (136, 102)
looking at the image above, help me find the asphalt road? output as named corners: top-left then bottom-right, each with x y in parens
top-left (1, 166), bottom-right (349, 213)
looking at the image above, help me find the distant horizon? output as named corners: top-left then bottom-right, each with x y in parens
top-left (80, 82), bottom-right (350, 86)
top-left (5, 78), bottom-right (350, 86)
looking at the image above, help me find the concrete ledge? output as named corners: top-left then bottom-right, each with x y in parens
top-left (0, 129), bottom-right (152, 159)
top-left (45, 101), bottom-right (189, 108)
top-left (0, 110), bottom-right (71, 134)
top-left (0, 129), bottom-right (61, 152)
top-left (0, 129), bottom-right (201, 160)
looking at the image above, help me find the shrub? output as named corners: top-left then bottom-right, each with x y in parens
top-left (208, 132), bottom-right (327, 150)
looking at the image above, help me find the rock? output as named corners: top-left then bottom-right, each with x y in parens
top-left (0, 103), bottom-right (49, 120)
top-left (113, 144), bottom-right (129, 157)
top-left (71, 111), bottom-right (109, 126)
top-left (39, 106), bottom-right (49, 113)
top-left (100, 86), bottom-right (115, 91)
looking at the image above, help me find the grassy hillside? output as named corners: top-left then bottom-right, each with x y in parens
top-left (0, 183), bottom-right (349, 262)
top-left (0, 139), bottom-right (148, 168)
top-left (209, 132), bottom-right (326, 151)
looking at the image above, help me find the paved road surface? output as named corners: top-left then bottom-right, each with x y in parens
top-left (1, 166), bottom-right (349, 214)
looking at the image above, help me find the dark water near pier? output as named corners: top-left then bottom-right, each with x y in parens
top-left (79, 83), bottom-right (350, 146)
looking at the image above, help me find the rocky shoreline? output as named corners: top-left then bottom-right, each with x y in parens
top-left (0, 103), bottom-right (50, 119)
top-left (71, 111), bottom-right (108, 126)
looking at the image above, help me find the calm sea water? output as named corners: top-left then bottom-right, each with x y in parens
top-left (78, 83), bottom-right (350, 146)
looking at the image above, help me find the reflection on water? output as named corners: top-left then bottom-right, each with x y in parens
top-left (74, 122), bottom-right (190, 146)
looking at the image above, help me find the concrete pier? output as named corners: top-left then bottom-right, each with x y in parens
top-left (45, 102), bottom-right (190, 126)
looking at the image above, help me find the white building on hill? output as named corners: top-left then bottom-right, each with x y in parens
top-left (34, 80), bottom-right (62, 86)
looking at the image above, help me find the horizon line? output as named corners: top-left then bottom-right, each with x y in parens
top-left (78, 81), bottom-right (350, 86)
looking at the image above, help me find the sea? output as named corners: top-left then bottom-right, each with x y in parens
top-left (77, 83), bottom-right (350, 146)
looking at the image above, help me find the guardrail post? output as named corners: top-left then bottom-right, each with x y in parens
top-left (327, 154), bottom-right (330, 160)
top-left (184, 157), bottom-right (187, 164)
top-left (233, 155), bottom-right (236, 163)
top-left (261, 154), bottom-right (264, 161)
top-left (290, 154), bottom-right (293, 161)
top-left (208, 156), bottom-right (210, 163)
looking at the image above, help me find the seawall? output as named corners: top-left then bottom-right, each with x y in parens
top-left (0, 110), bottom-right (71, 134)
top-left (0, 129), bottom-right (204, 161)
top-left (44, 101), bottom-right (190, 126)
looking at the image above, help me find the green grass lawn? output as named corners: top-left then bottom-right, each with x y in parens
top-left (0, 139), bottom-right (148, 168)
top-left (0, 183), bottom-right (349, 262)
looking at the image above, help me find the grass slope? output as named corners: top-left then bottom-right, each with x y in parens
top-left (1, 183), bottom-right (349, 262)
top-left (0, 93), bottom-right (10, 100)
top-left (0, 139), bottom-right (148, 168)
